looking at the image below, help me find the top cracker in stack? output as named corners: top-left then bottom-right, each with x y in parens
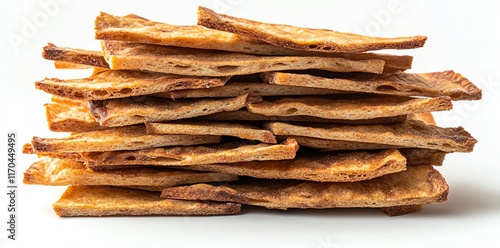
top-left (23, 6), bottom-right (480, 217)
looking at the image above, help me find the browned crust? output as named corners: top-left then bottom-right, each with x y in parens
top-left (43, 43), bottom-right (109, 68)
top-left (197, 6), bottom-right (426, 53)
top-left (82, 138), bottom-right (299, 169)
top-left (35, 69), bottom-right (229, 100)
top-left (53, 186), bottom-right (241, 217)
top-left (265, 120), bottom-right (477, 153)
top-left (186, 149), bottom-right (406, 182)
top-left (247, 95), bottom-right (452, 120)
top-left (380, 205), bottom-right (423, 216)
top-left (161, 165), bottom-right (448, 210)
top-left (23, 157), bottom-right (237, 186)
top-left (45, 100), bottom-right (108, 132)
top-left (264, 71), bottom-right (482, 101)
top-left (102, 40), bottom-right (385, 76)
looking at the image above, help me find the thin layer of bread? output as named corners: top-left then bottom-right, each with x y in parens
top-left (45, 98), bottom-right (107, 132)
top-left (82, 138), bottom-right (299, 169)
top-left (145, 121), bottom-right (276, 144)
top-left (43, 43), bottom-right (109, 68)
top-left (161, 165), bottom-right (448, 210)
top-left (31, 125), bottom-right (221, 152)
top-left (101, 40), bottom-right (385, 76)
top-left (154, 81), bottom-right (345, 99)
top-left (186, 149), bottom-right (406, 182)
top-left (24, 157), bottom-right (237, 186)
top-left (53, 186), bottom-right (241, 217)
top-left (247, 95), bottom-right (452, 120)
top-left (264, 71), bottom-right (482, 101)
top-left (36, 69), bottom-right (229, 100)
top-left (54, 61), bottom-right (95, 69)
top-left (197, 6), bottom-right (426, 53)
top-left (96, 12), bottom-right (412, 72)
top-left (88, 94), bottom-right (255, 127)
top-left (265, 120), bottom-right (477, 153)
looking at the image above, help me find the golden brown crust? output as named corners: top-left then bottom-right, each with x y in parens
top-left (101, 40), bottom-right (385, 76)
top-left (265, 120), bottom-right (477, 153)
top-left (145, 121), bottom-right (276, 144)
top-left (186, 149), bottom-right (406, 182)
top-left (45, 99), bottom-right (107, 132)
top-left (380, 205), bottom-right (423, 216)
top-left (82, 138), bottom-right (299, 169)
top-left (31, 125), bottom-right (222, 152)
top-left (264, 71), bottom-right (482, 101)
top-left (24, 157), bottom-right (237, 186)
top-left (88, 94), bottom-right (255, 127)
top-left (43, 43), bottom-right (109, 68)
top-left (197, 6), bottom-right (426, 53)
top-left (53, 186), bottom-right (241, 217)
top-left (247, 95), bottom-right (452, 120)
top-left (161, 165), bottom-right (448, 209)
top-left (36, 69), bottom-right (229, 100)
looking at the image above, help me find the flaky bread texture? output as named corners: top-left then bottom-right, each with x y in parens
top-left (36, 69), bottom-right (229, 100)
top-left (197, 6), bottom-right (426, 53)
top-left (96, 12), bottom-right (412, 72)
top-left (186, 149), bottom-right (406, 182)
top-left (53, 186), bottom-right (241, 217)
top-left (161, 165), bottom-right (448, 209)
top-left (265, 120), bottom-right (476, 153)
top-left (24, 157), bottom-right (237, 186)
top-left (88, 94), bottom-right (258, 127)
top-left (45, 96), bottom-right (106, 132)
top-left (145, 121), bottom-right (276, 144)
top-left (264, 71), bottom-right (481, 101)
top-left (247, 95), bottom-right (452, 120)
top-left (101, 40), bottom-right (385, 76)
top-left (31, 125), bottom-right (221, 152)
top-left (82, 138), bottom-right (299, 169)
top-left (43, 43), bottom-right (108, 68)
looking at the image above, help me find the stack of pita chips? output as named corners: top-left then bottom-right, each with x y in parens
top-left (23, 7), bottom-right (481, 217)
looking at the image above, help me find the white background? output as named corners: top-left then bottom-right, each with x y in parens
top-left (1, 0), bottom-right (499, 247)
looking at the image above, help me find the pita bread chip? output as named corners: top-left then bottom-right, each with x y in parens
top-left (399, 148), bottom-right (446, 166)
top-left (54, 61), bottom-right (95, 69)
top-left (187, 149), bottom-right (406, 182)
top-left (265, 120), bottom-right (477, 153)
top-left (248, 95), bottom-right (452, 120)
top-left (88, 94), bottom-right (255, 127)
top-left (31, 125), bottom-right (221, 152)
top-left (45, 99), bottom-right (107, 132)
top-left (197, 6), bottom-right (426, 53)
top-left (36, 69), bottom-right (229, 100)
top-left (43, 43), bottom-right (109, 68)
top-left (101, 40), bottom-right (385, 76)
top-left (24, 157), bottom-right (237, 186)
top-left (381, 205), bottom-right (423, 216)
top-left (264, 71), bottom-right (481, 101)
top-left (53, 186), bottom-right (241, 217)
top-left (154, 81), bottom-right (345, 99)
top-left (146, 121), bottom-right (276, 144)
top-left (83, 138), bottom-right (299, 169)
top-left (161, 165), bottom-right (448, 210)
top-left (195, 110), bottom-right (407, 125)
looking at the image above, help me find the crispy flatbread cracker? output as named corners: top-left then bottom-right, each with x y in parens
top-left (197, 6), bottom-right (426, 53)
top-left (248, 95), bottom-right (452, 120)
top-left (154, 81), bottom-right (345, 99)
top-left (96, 12), bottom-right (411, 72)
top-left (45, 97), bottom-right (107, 132)
top-left (31, 125), bottom-right (221, 152)
top-left (88, 94), bottom-right (256, 127)
top-left (399, 148), bottom-right (446, 166)
top-left (265, 120), bottom-right (477, 153)
top-left (186, 149), bottom-right (405, 182)
top-left (145, 121), bottom-right (276, 144)
top-left (101, 40), bottom-right (385, 76)
top-left (264, 71), bottom-right (481, 101)
top-left (53, 186), bottom-right (241, 217)
top-left (36, 69), bottom-right (229, 100)
top-left (381, 205), bottom-right (423, 216)
top-left (43, 43), bottom-right (109, 68)
top-left (54, 61), bottom-right (95, 69)
top-left (161, 165), bottom-right (448, 210)
top-left (83, 138), bottom-right (299, 169)
top-left (195, 110), bottom-right (407, 125)
top-left (24, 157), bottom-right (237, 186)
